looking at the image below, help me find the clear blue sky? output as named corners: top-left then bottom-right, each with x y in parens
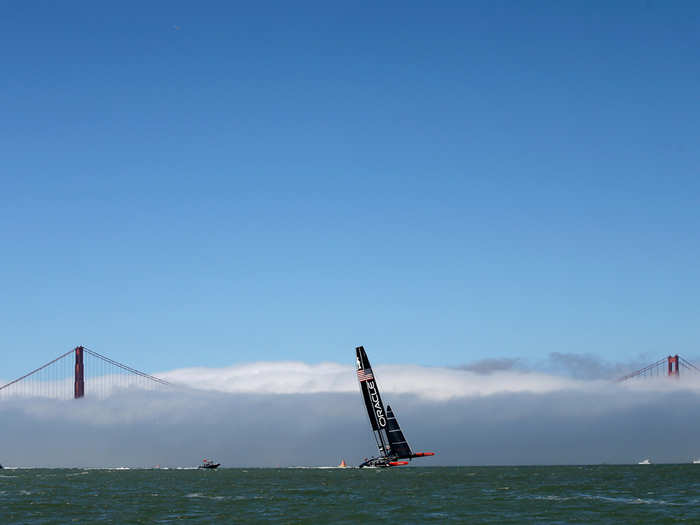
top-left (2, 1), bottom-right (699, 378)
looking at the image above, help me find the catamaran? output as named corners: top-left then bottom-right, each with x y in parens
top-left (355, 346), bottom-right (435, 468)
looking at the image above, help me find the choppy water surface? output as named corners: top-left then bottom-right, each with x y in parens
top-left (2, 465), bottom-right (700, 523)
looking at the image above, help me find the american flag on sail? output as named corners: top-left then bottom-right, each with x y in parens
top-left (357, 368), bottom-right (374, 382)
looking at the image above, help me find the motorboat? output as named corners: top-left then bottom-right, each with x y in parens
top-left (198, 459), bottom-right (220, 469)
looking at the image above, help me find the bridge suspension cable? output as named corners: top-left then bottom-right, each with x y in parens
top-left (0, 348), bottom-right (75, 397)
top-left (83, 348), bottom-right (170, 387)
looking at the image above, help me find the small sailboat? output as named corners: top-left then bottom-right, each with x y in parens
top-left (338, 459), bottom-right (347, 468)
top-left (638, 459), bottom-right (651, 465)
top-left (355, 346), bottom-right (435, 468)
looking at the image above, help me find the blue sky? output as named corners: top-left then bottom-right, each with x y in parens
top-left (2, 1), bottom-right (699, 379)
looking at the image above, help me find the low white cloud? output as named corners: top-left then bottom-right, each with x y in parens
top-left (157, 361), bottom-right (700, 401)
top-left (158, 361), bottom-right (584, 400)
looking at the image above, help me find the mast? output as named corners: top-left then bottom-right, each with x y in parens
top-left (355, 346), bottom-right (391, 456)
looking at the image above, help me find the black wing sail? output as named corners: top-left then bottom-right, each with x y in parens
top-left (385, 405), bottom-right (412, 458)
top-left (356, 346), bottom-right (390, 456)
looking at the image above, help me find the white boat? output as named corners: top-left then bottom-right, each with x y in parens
top-left (638, 459), bottom-right (651, 465)
top-left (692, 459), bottom-right (700, 464)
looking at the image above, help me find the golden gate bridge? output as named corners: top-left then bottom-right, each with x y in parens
top-left (0, 346), bottom-right (171, 400)
top-left (2, 347), bottom-right (700, 401)
top-left (616, 354), bottom-right (700, 382)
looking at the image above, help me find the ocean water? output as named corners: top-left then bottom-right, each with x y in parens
top-left (2, 465), bottom-right (700, 523)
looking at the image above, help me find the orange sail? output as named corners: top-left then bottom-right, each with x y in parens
top-left (338, 459), bottom-right (347, 468)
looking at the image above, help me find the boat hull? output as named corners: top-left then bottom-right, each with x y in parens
top-left (359, 456), bottom-right (399, 468)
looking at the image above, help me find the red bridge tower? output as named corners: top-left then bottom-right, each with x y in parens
top-left (74, 346), bottom-right (85, 398)
top-left (668, 354), bottom-right (679, 378)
